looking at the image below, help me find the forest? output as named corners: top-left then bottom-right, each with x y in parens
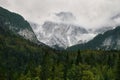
top-left (0, 32), bottom-right (120, 80)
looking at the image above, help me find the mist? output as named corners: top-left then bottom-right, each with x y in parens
top-left (1, 0), bottom-right (120, 29)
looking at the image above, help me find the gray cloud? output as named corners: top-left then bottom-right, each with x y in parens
top-left (56, 12), bottom-right (76, 21)
top-left (0, 0), bottom-right (120, 29)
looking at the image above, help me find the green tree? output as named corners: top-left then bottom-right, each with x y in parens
top-left (82, 70), bottom-right (95, 80)
top-left (115, 54), bottom-right (120, 80)
top-left (63, 53), bottom-right (69, 80)
top-left (75, 50), bottom-right (83, 65)
top-left (40, 53), bottom-right (49, 80)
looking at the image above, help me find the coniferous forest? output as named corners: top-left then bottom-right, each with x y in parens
top-left (0, 31), bottom-right (120, 80)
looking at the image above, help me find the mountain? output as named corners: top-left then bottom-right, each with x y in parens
top-left (30, 12), bottom-right (97, 49)
top-left (0, 7), bottom-right (120, 80)
top-left (30, 21), bottom-right (96, 49)
top-left (1, 20), bottom-right (120, 80)
top-left (68, 26), bottom-right (120, 50)
top-left (0, 14), bottom-right (55, 79)
top-left (0, 7), bottom-right (38, 42)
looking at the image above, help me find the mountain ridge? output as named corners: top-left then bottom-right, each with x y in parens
top-left (30, 21), bottom-right (96, 49)
top-left (0, 7), bottom-right (38, 42)
top-left (67, 26), bottom-right (120, 50)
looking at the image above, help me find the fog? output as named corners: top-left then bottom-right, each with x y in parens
top-left (1, 0), bottom-right (120, 29)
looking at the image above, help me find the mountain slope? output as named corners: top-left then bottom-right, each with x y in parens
top-left (68, 26), bottom-right (120, 50)
top-left (30, 12), bottom-right (97, 49)
top-left (30, 21), bottom-right (96, 49)
top-left (0, 18), bottom-right (55, 79)
top-left (0, 7), bottom-right (38, 42)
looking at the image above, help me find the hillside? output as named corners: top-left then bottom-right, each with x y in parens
top-left (68, 26), bottom-right (120, 50)
top-left (0, 7), bottom-right (38, 42)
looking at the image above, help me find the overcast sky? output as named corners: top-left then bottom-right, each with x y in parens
top-left (1, 0), bottom-right (120, 29)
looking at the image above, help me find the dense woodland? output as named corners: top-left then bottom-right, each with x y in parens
top-left (0, 31), bottom-right (120, 80)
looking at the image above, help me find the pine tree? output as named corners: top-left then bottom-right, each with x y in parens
top-left (63, 53), bottom-right (69, 80)
top-left (40, 52), bottom-right (49, 80)
top-left (115, 54), bottom-right (120, 80)
top-left (75, 50), bottom-right (82, 65)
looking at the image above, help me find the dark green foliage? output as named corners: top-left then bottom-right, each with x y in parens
top-left (75, 50), bottom-right (83, 65)
top-left (115, 54), bottom-right (120, 80)
top-left (0, 7), bottom-right (38, 42)
top-left (0, 19), bottom-right (120, 79)
top-left (0, 7), bottom-right (32, 31)
top-left (0, 32), bottom-right (119, 80)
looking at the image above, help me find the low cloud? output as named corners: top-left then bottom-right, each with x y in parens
top-left (0, 0), bottom-right (120, 29)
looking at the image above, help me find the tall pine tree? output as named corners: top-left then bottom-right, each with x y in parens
top-left (115, 54), bottom-right (120, 80)
top-left (75, 50), bottom-right (82, 65)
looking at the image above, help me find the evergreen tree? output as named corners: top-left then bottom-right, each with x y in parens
top-left (63, 53), bottom-right (69, 80)
top-left (40, 53), bottom-right (49, 80)
top-left (115, 54), bottom-right (120, 80)
top-left (75, 50), bottom-right (82, 65)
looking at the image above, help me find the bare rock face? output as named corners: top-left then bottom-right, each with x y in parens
top-left (30, 21), bottom-right (96, 49)
top-left (68, 26), bottom-right (120, 50)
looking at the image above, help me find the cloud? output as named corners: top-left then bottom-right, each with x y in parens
top-left (55, 12), bottom-right (76, 22)
top-left (0, 0), bottom-right (120, 29)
